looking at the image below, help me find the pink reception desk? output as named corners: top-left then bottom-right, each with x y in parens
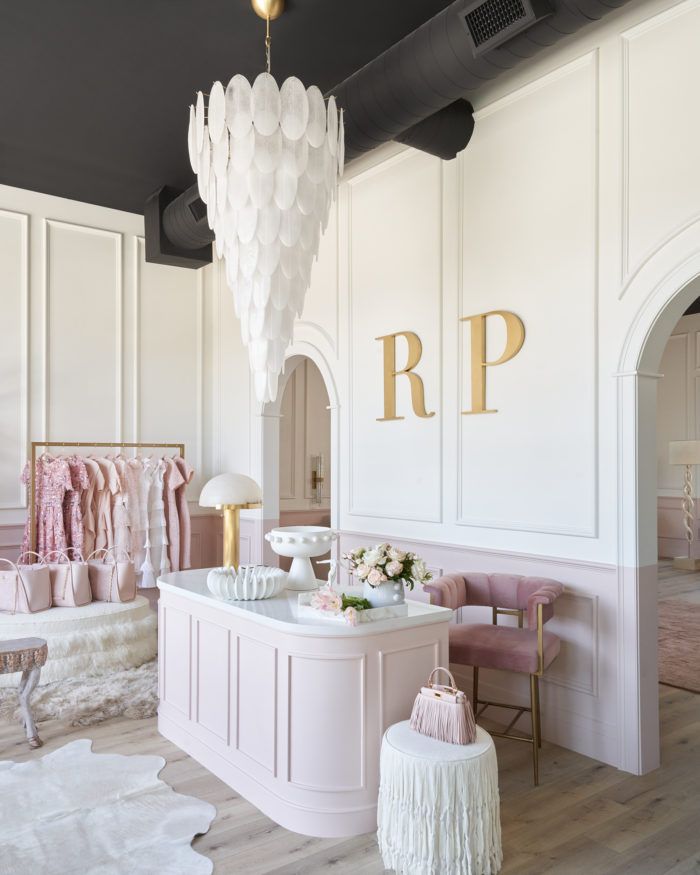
top-left (157, 569), bottom-right (452, 837)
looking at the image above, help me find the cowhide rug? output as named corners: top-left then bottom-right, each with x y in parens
top-left (0, 739), bottom-right (215, 874)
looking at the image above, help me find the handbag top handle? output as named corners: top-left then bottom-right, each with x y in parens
top-left (427, 666), bottom-right (458, 691)
top-left (43, 549), bottom-right (78, 564)
top-left (17, 550), bottom-right (46, 566)
top-left (86, 547), bottom-right (132, 565)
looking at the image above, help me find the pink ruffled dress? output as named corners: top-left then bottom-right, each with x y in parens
top-left (63, 455), bottom-right (89, 559)
top-left (20, 457), bottom-right (72, 560)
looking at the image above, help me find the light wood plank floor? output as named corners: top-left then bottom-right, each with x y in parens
top-left (0, 682), bottom-right (698, 874)
top-left (658, 559), bottom-right (700, 603)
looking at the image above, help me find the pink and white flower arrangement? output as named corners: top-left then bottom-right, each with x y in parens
top-left (309, 588), bottom-right (342, 614)
top-left (342, 543), bottom-right (432, 591)
top-left (309, 586), bottom-right (370, 626)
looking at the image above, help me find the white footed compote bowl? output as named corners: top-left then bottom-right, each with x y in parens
top-left (207, 565), bottom-right (287, 601)
top-left (264, 526), bottom-right (338, 591)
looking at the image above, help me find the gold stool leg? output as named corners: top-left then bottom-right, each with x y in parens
top-left (534, 674), bottom-right (542, 748)
top-left (530, 674), bottom-right (539, 786)
top-left (472, 666), bottom-right (479, 715)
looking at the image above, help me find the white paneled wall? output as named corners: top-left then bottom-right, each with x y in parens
top-left (0, 184), bottom-right (220, 561)
top-left (2, 0), bottom-right (699, 771)
top-left (459, 53), bottom-right (598, 538)
top-left (0, 209), bottom-right (28, 512)
top-left (244, 0), bottom-right (700, 770)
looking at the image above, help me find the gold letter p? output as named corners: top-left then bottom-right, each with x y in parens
top-left (461, 310), bottom-right (525, 415)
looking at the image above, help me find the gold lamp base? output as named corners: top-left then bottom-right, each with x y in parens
top-left (251, 0), bottom-right (284, 20)
top-left (221, 502), bottom-right (262, 569)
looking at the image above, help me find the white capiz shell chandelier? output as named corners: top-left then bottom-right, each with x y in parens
top-left (188, 59), bottom-right (344, 404)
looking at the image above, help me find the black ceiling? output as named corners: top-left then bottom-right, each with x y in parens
top-left (0, 1), bottom-right (456, 215)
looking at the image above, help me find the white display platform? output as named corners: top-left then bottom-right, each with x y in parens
top-left (0, 596), bottom-right (157, 687)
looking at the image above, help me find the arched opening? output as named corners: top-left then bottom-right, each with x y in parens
top-left (277, 358), bottom-right (332, 579)
top-left (618, 260), bottom-right (700, 774)
top-left (258, 345), bottom-right (339, 574)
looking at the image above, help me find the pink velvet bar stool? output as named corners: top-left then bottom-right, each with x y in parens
top-left (423, 573), bottom-right (564, 785)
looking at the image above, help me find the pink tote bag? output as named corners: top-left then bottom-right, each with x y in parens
top-left (87, 548), bottom-right (136, 603)
top-left (44, 550), bottom-right (92, 608)
top-left (0, 558), bottom-right (52, 614)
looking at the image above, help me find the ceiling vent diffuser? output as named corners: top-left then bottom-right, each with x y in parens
top-left (463, 0), bottom-right (553, 55)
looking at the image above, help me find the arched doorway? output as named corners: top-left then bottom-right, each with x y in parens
top-left (277, 357), bottom-right (332, 578)
top-left (258, 344), bottom-right (339, 569)
top-left (618, 254), bottom-right (700, 774)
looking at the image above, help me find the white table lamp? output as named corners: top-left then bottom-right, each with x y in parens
top-left (668, 441), bottom-right (700, 570)
top-left (199, 473), bottom-right (262, 568)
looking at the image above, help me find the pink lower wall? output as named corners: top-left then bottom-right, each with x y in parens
top-left (336, 528), bottom-right (621, 768)
top-left (0, 511), bottom-right (225, 570)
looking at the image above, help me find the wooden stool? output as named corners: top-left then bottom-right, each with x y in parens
top-left (0, 637), bottom-right (48, 749)
top-left (377, 721), bottom-right (502, 875)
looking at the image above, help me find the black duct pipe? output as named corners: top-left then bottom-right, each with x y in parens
top-left (148, 0), bottom-right (631, 263)
top-left (330, 0), bottom-right (631, 161)
top-left (395, 99), bottom-right (474, 161)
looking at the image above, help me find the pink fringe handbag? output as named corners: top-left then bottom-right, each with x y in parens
top-left (0, 557), bottom-right (52, 613)
top-left (410, 667), bottom-right (477, 745)
top-left (43, 550), bottom-right (93, 608)
top-left (87, 548), bottom-right (136, 603)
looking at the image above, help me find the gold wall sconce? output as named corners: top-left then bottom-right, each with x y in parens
top-left (311, 454), bottom-right (325, 505)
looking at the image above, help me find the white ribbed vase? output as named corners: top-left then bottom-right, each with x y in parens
top-left (206, 565), bottom-right (287, 601)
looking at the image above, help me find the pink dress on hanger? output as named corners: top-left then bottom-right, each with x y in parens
top-left (63, 456), bottom-right (89, 558)
top-left (81, 458), bottom-right (105, 558)
top-left (110, 458), bottom-right (131, 559)
top-left (20, 457), bottom-right (72, 560)
top-left (93, 458), bottom-right (120, 553)
top-left (163, 458), bottom-right (185, 572)
top-left (174, 456), bottom-right (195, 570)
top-left (123, 458), bottom-right (147, 565)
top-left (140, 458), bottom-right (170, 587)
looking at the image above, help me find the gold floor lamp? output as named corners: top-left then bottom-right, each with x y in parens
top-left (199, 473), bottom-right (262, 568)
top-left (669, 441), bottom-right (700, 571)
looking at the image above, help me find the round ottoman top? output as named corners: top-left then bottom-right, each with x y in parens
top-left (384, 720), bottom-right (493, 762)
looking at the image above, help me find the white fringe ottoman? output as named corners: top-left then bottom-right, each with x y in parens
top-left (377, 721), bottom-right (502, 875)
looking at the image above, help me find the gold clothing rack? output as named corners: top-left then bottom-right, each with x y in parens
top-left (28, 440), bottom-right (186, 554)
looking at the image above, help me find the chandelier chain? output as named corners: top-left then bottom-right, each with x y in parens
top-left (265, 14), bottom-right (271, 74)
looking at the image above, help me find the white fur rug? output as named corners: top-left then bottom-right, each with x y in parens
top-left (0, 660), bottom-right (158, 727)
top-left (0, 739), bottom-right (215, 874)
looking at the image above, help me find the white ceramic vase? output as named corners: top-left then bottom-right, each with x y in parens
top-left (206, 565), bottom-right (287, 601)
top-left (363, 580), bottom-right (405, 608)
top-left (265, 526), bottom-right (338, 591)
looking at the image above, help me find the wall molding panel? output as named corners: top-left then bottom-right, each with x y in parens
top-left (44, 218), bottom-right (124, 443)
top-left (620, 0), bottom-right (700, 291)
top-left (0, 209), bottom-right (29, 510)
top-left (0, 184), bottom-right (211, 530)
top-left (457, 49), bottom-right (599, 539)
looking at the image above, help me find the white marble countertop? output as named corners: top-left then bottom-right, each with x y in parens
top-left (158, 569), bottom-right (453, 637)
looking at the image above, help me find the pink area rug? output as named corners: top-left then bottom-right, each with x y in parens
top-left (658, 600), bottom-right (700, 694)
